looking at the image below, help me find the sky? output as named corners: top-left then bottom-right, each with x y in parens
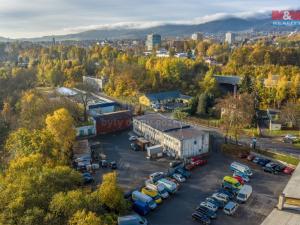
top-left (0, 0), bottom-right (299, 38)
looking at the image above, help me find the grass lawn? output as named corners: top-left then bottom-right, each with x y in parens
top-left (264, 129), bottom-right (300, 137)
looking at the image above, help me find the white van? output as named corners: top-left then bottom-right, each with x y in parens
top-left (236, 185), bottom-right (252, 203)
top-left (131, 191), bottom-right (157, 209)
top-left (230, 162), bottom-right (253, 177)
top-left (145, 181), bottom-right (169, 199)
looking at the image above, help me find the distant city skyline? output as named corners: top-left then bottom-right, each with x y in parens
top-left (0, 0), bottom-right (299, 38)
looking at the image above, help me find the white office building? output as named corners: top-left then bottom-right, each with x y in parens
top-left (225, 32), bottom-right (236, 45)
top-left (191, 32), bottom-right (203, 41)
top-left (133, 114), bottom-right (209, 159)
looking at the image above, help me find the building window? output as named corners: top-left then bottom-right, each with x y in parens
top-left (194, 140), bottom-right (197, 145)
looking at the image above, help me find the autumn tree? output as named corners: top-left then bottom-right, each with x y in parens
top-left (199, 68), bottom-right (218, 95)
top-left (45, 108), bottom-right (76, 163)
top-left (68, 210), bottom-right (103, 225)
top-left (98, 172), bottom-right (128, 213)
top-left (280, 101), bottom-right (300, 128)
top-left (217, 93), bottom-right (255, 143)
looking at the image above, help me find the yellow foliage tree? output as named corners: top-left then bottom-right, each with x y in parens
top-left (45, 108), bottom-right (76, 163)
top-left (68, 210), bottom-right (102, 225)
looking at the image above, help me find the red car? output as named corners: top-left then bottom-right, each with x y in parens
top-left (233, 175), bottom-right (245, 185)
top-left (185, 164), bottom-right (196, 171)
top-left (192, 159), bottom-right (208, 166)
top-left (283, 167), bottom-right (295, 175)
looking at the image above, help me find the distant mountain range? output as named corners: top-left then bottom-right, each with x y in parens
top-left (1, 17), bottom-right (297, 42)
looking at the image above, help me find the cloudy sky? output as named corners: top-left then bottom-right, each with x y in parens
top-left (0, 0), bottom-right (299, 38)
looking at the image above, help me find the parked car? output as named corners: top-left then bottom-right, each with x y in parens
top-left (192, 212), bottom-right (211, 225)
top-left (195, 206), bottom-right (217, 219)
top-left (233, 176), bottom-right (245, 185)
top-left (141, 187), bottom-right (162, 204)
top-left (233, 171), bottom-right (250, 183)
top-left (172, 173), bottom-right (186, 182)
top-left (131, 143), bottom-right (139, 151)
top-left (129, 136), bottom-right (137, 141)
top-left (247, 154), bottom-right (255, 161)
top-left (212, 192), bottom-right (230, 203)
top-left (169, 160), bottom-right (182, 168)
top-left (223, 201), bottom-right (239, 215)
top-left (118, 214), bottom-right (148, 225)
top-left (252, 156), bottom-right (261, 164)
top-left (166, 177), bottom-right (181, 189)
top-left (185, 164), bottom-right (196, 171)
top-left (149, 172), bottom-right (165, 183)
top-left (175, 168), bottom-right (191, 178)
top-left (192, 159), bottom-right (208, 166)
top-left (206, 197), bottom-right (224, 209)
top-left (230, 162), bottom-right (253, 177)
top-left (223, 176), bottom-right (243, 190)
top-left (258, 158), bottom-right (271, 167)
top-left (283, 166), bottom-right (295, 175)
top-left (274, 164), bottom-right (286, 172)
top-left (283, 134), bottom-right (299, 144)
top-left (263, 166), bottom-right (278, 174)
top-left (200, 201), bottom-right (218, 212)
top-left (132, 200), bottom-right (150, 216)
top-left (101, 160), bottom-right (108, 168)
top-left (82, 172), bottom-right (94, 184)
top-left (145, 182), bottom-right (169, 199)
top-left (156, 178), bottom-right (177, 194)
top-left (131, 191), bottom-right (157, 210)
top-left (236, 185), bottom-right (252, 203)
top-left (110, 161), bottom-right (117, 169)
top-left (217, 188), bottom-right (236, 200)
top-left (265, 162), bottom-right (277, 168)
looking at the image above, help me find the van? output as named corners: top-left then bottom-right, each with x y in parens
top-left (236, 185), bottom-right (252, 203)
top-left (132, 201), bottom-right (150, 216)
top-left (157, 178), bottom-right (177, 194)
top-left (118, 214), bottom-right (148, 225)
top-left (145, 182), bottom-right (169, 199)
top-left (223, 176), bottom-right (242, 190)
top-left (223, 201), bottom-right (239, 215)
top-left (131, 191), bottom-right (157, 210)
top-left (141, 187), bottom-right (162, 204)
top-left (230, 162), bottom-right (253, 177)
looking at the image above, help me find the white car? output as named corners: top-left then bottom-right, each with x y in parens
top-left (129, 136), bottom-right (137, 141)
top-left (172, 173), bottom-right (186, 183)
top-left (212, 193), bottom-right (230, 203)
top-left (149, 172), bottom-right (165, 182)
top-left (283, 134), bottom-right (298, 144)
top-left (200, 201), bottom-right (218, 212)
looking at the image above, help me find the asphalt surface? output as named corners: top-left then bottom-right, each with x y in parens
top-left (89, 130), bottom-right (290, 225)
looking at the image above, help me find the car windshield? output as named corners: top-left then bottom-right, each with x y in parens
top-left (154, 195), bottom-right (160, 200)
top-left (238, 193), bottom-right (246, 198)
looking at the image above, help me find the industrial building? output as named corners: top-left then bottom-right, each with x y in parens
top-left (139, 90), bottom-right (191, 107)
top-left (133, 113), bottom-right (209, 159)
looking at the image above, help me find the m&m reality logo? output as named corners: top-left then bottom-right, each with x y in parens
top-left (272, 10), bottom-right (300, 26)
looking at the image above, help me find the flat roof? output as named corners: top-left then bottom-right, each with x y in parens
top-left (283, 163), bottom-right (300, 199)
top-left (134, 113), bottom-right (190, 132)
top-left (166, 127), bottom-right (205, 140)
top-left (261, 163), bottom-right (300, 225)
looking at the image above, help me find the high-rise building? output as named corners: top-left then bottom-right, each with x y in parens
top-left (146, 33), bottom-right (161, 51)
top-left (225, 32), bottom-right (236, 45)
top-left (191, 32), bottom-right (203, 41)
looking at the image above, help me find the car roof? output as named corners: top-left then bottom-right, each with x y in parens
top-left (225, 201), bottom-right (237, 209)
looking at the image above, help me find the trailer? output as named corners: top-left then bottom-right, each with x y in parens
top-left (146, 145), bottom-right (163, 159)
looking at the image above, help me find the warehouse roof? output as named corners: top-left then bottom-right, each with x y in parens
top-left (214, 75), bottom-right (241, 85)
top-left (144, 91), bottom-right (191, 102)
top-left (134, 113), bottom-right (190, 132)
top-left (166, 127), bottom-right (205, 140)
top-left (93, 110), bottom-right (132, 121)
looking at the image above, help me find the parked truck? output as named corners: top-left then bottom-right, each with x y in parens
top-left (146, 145), bottom-right (163, 159)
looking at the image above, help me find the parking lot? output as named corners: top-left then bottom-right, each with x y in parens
top-left (90, 131), bottom-right (290, 225)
